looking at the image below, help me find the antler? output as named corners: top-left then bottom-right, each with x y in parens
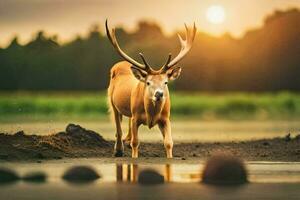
top-left (160, 23), bottom-right (197, 72)
top-left (105, 20), bottom-right (154, 73)
top-left (106, 20), bottom-right (196, 74)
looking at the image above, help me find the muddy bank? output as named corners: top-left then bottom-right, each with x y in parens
top-left (0, 124), bottom-right (112, 161)
top-left (0, 124), bottom-right (299, 161)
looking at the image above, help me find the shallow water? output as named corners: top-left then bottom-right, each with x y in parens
top-left (1, 160), bottom-right (300, 184)
top-left (1, 120), bottom-right (300, 142)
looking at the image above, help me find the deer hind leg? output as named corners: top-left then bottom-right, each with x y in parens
top-left (158, 120), bottom-right (173, 158)
top-left (112, 106), bottom-right (124, 157)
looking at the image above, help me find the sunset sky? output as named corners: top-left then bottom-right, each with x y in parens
top-left (1, 0), bottom-right (300, 47)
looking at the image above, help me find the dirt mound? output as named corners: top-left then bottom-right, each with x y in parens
top-left (0, 124), bottom-right (113, 160)
top-left (45, 124), bottom-right (111, 149)
top-left (0, 124), bottom-right (299, 161)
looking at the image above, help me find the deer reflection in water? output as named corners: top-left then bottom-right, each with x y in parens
top-left (116, 164), bottom-right (172, 183)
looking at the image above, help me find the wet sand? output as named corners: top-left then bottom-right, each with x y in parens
top-left (0, 124), bottom-right (299, 162)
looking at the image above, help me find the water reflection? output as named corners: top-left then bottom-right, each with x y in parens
top-left (114, 163), bottom-right (300, 183)
top-left (115, 164), bottom-right (196, 183)
top-left (116, 164), bottom-right (139, 183)
top-left (0, 162), bottom-right (299, 185)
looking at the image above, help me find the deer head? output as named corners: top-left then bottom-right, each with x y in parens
top-left (105, 20), bottom-right (197, 102)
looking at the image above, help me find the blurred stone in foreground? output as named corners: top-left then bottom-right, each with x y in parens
top-left (202, 154), bottom-right (248, 185)
top-left (62, 166), bottom-right (100, 183)
top-left (0, 168), bottom-right (20, 184)
top-left (23, 172), bottom-right (47, 183)
top-left (138, 169), bottom-right (164, 185)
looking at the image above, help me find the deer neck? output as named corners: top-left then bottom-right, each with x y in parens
top-left (144, 97), bottom-right (164, 129)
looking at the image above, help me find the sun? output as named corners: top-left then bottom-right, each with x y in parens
top-left (206, 5), bottom-right (226, 24)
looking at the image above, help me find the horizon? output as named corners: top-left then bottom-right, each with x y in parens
top-left (1, 0), bottom-right (300, 47)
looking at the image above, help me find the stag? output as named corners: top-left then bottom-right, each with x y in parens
top-left (106, 20), bottom-right (196, 158)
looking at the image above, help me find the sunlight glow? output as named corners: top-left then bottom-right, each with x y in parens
top-left (206, 5), bottom-right (226, 24)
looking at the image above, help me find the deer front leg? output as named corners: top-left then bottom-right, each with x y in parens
top-left (130, 118), bottom-right (140, 158)
top-left (158, 119), bottom-right (173, 158)
top-left (123, 118), bottom-right (132, 144)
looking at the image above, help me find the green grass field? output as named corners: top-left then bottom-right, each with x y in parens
top-left (0, 91), bottom-right (300, 122)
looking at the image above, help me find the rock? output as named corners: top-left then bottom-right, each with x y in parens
top-left (138, 169), bottom-right (164, 185)
top-left (62, 166), bottom-right (100, 183)
top-left (0, 168), bottom-right (20, 184)
top-left (22, 172), bottom-right (47, 183)
top-left (202, 153), bottom-right (248, 185)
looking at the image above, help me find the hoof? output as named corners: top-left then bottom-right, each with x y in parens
top-left (114, 150), bottom-right (123, 157)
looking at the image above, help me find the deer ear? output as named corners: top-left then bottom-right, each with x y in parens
top-left (131, 67), bottom-right (147, 81)
top-left (167, 67), bottom-right (182, 81)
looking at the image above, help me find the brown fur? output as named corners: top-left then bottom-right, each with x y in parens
top-left (108, 61), bottom-right (175, 158)
top-left (106, 21), bottom-right (196, 158)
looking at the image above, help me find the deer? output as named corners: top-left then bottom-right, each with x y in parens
top-left (105, 20), bottom-right (196, 158)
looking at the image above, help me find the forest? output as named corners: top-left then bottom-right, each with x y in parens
top-left (0, 8), bottom-right (300, 91)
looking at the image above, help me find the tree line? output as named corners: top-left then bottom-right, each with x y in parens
top-left (0, 8), bottom-right (300, 91)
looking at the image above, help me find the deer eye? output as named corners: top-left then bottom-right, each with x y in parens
top-left (164, 81), bottom-right (168, 85)
top-left (146, 81), bottom-right (150, 86)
